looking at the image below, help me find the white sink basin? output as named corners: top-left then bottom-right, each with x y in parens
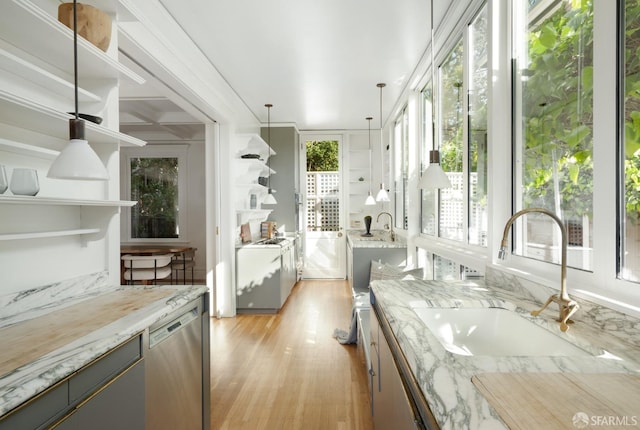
top-left (413, 307), bottom-right (591, 357)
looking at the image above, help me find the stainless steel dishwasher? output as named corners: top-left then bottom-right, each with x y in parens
top-left (145, 295), bottom-right (210, 430)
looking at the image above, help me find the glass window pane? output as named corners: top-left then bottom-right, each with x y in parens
top-left (394, 117), bottom-right (404, 229)
top-left (130, 157), bottom-right (179, 239)
top-left (421, 82), bottom-right (437, 235)
top-left (469, 6), bottom-right (489, 247)
top-left (512, 0), bottom-right (593, 270)
top-left (439, 38), bottom-right (464, 241)
top-left (622, 0), bottom-right (640, 281)
top-left (402, 109), bottom-right (410, 230)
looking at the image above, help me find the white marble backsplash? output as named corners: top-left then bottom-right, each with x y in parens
top-left (0, 271), bottom-right (110, 328)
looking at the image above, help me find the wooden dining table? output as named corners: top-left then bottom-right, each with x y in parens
top-left (120, 245), bottom-right (197, 284)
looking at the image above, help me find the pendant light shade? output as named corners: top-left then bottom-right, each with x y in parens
top-left (263, 103), bottom-right (277, 205)
top-left (375, 83), bottom-right (390, 202)
top-left (418, 150), bottom-right (451, 189)
top-left (47, 0), bottom-right (108, 181)
top-left (418, 0), bottom-right (450, 190)
top-left (365, 192), bottom-right (376, 206)
top-left (365, 117), bottom-right (376, 206)
top-left (263, 190), bottom-right (277, 205)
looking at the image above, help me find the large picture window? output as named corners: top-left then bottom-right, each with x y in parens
top-left (439, 37), bottom-right (465, 241)
top-left (123, 146), bottom-right (188, 241)
top-left (420, 3), bottom-right (488, 247)
top-left (621, 0), bottom-right (640, 281)
top-left (512, 0), bottom-right (593, 270)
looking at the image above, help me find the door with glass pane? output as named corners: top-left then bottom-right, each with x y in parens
top-left (302, 137), bottom-right (345, 279)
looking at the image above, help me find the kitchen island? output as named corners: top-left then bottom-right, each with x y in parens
top-left (370, 268), bottom-right (640, 429)
top-left (347, 230), bottom-right (407, 296)
top-left (0, 283), bottom-right (209, 429)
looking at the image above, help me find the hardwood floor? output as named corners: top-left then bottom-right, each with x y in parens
top-left (210, 280), bottom-right (374, 430)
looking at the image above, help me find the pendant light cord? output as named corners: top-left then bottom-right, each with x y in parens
top-left (367, 117), bottom-right (373, 195)
top-left (73, 0), bottom-right (79, 120)
top-left (377, 83), bottom-right (386, 180)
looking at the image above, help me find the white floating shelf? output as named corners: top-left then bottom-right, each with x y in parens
top-left (236, 134), bottom-right (276, 159)
top-left (0, 137), bottom-right (58, 159)
top-left (234, 158), bottom-right (276, 175)
top-left (0, 196), bottom-right (137, 207)
top-left (235, 183), bottom-right (269, 193)
top-left (0, 90), bottom-right (145, 147)
top-left (0, 46), bottom-right (101, 104)
top-left (0, 228), bottom-right (100, 241)
top-left (0, 0), bottom-right (144, 84)
top-left (237, 209), bottom-right (272, 224)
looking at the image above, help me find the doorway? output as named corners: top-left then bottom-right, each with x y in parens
top-left (302, 136), bottom-right (345, 279)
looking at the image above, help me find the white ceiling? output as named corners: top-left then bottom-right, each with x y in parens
top-left (120, 0), bottom-right (438, 133)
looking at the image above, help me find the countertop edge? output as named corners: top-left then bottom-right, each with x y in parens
top-left (0, 284), bottom-right (208, 416)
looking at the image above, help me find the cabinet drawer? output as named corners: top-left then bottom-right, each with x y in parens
top-left (0, 380), bottom-right (68, 430)
top-left (69, 335), bottom-right (141, 403)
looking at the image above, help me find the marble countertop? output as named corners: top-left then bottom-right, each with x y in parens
top-left (370, 278), bottom-right (640, 429)
top-left (0, 284), bottom-right (208, 416)
top-left (347, 230), bottom-right (406, 248)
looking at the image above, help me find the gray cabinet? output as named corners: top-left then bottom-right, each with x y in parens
top-left (370, 311), bottom-right (420, 430)
top-left (53, 360), bottom-right (145, 430)
top-left (236, 240), bottom-right (297, 312)
top-left (0, 336), bottom-right (143, 430)
top-left (348, 243), bottom-right (407, 295)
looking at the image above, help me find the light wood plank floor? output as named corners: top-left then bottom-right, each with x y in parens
top-left (210, 280), bottom-right (373, 430)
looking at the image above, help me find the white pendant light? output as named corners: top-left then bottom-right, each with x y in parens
top-left (418, 0), bottom-right (451, 190)
top-left (48, 0), bottom-right (108, 181)
top-left (365, 117), bottom-right (376, 206)
top-left (375, 83), bottom-right (390, 202)
top-left (263, 103), bottom-right (277, 205)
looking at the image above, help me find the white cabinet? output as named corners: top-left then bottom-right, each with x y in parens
top-left (0, 0), bottom-right (145, 289)
top-left (346, 133), bottom-right (375, 229)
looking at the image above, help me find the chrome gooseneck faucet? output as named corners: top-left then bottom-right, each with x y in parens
top-left (376, 212), bottom-right (395, 242)
top-left (498, 208), bottom-right (579, 332)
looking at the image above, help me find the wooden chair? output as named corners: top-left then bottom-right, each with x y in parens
top-left (171, 249), bottom-right (196, 284)
top-left (121, 254), bottom-right (173, 285)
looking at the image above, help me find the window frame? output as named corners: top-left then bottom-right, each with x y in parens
top-left (122, 145), bottom-right (189, 243)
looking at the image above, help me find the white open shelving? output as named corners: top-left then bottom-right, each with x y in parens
top-left (0, 228), bottom-right (100, 241)
top-left (0, 0), bottom-right (144, 84)
top-left (0, 90), bottom-right (145, 147)
top-left (0, 195), bottom-right (137, 207)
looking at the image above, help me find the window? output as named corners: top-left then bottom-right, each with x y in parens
top-left (123, 146), bottom-right (188, 241)
top-left (421, 80), bottom-right (437, 236)
top-left (512, 0), bottom-right (593, 270)
top-left (393, 109), bottom-right (409, 230)
top-left (468, 7), bottom-right (489, 246)
top-left (439, 37), bottom-right (465, 241)
top-left (621, 0), bottom-right (640, 281)
top-left (421, 4), bottom-right (488, 246)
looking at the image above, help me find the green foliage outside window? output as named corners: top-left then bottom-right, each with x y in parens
top-left (130, 157), bottom-right (179, 238)
top-left (306, 140), bottom-right (339, 171)
top-left (518, 0), bottom-right (594, 221)
top-left (624, 0), bottom-right (640, 222)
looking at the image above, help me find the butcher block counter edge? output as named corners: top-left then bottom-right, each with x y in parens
top-left (0, 284), bottom-right (208, 416)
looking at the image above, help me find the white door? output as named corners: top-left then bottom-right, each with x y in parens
top-left (302, 136), bottom-right (345, 279)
